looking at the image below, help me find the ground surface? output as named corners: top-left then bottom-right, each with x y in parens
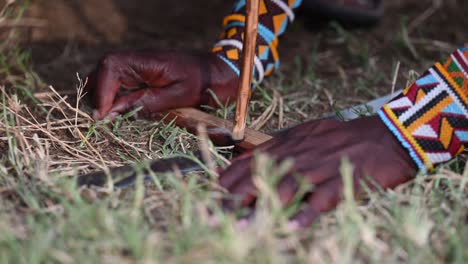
top-left (0, 0), bottom-right (467, 263)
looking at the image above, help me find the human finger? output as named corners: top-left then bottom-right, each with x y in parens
top-left (290, 176), bottom-right (346, 228)
top-left (105, 82), bottom-right (201, 119)
top-left (92, 62), bottom-right (122, 119)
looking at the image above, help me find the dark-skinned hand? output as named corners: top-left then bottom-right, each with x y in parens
top-left (219, 116), bottom-right (417, 228)
top-left (86, 51), bottom-right (416, 228)
top-left (85, 51), bottom-right (239, 120)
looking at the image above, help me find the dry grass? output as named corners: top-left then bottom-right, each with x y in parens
top-left (0, 1), bottom-right (467, 263)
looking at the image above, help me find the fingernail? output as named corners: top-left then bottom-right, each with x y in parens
top-left (287, 220), bottom-right (300, 231)
top-left (92, 110), bottom-right (101, 120)
top-left (106, 112), bottom-right (119, 121)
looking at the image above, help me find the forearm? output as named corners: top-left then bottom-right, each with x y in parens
top-left (212, 0), bottom-right (303, 84)
top-left (378, 44), bottom-right (468, 172)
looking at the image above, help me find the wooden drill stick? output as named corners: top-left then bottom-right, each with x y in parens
top-left (232, 0), bottom-right (260, 141)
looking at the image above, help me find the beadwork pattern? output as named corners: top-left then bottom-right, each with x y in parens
top-left (212, 0), bottom-right (302, 83)
top-left (378, 45), bottom-right (468, 172)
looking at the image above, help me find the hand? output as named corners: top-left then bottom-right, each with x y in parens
top-left (85, 51), bottom-right (239, 120)
top-left (219, 116), bottom-right (417, 228)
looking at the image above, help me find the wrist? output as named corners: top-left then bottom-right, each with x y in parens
top-left (377, 45), bottom-right (468, 173)
top-left (373, 115), bottom-right (419, 173)
top-left (378, 107), bottom-right (431, 172)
